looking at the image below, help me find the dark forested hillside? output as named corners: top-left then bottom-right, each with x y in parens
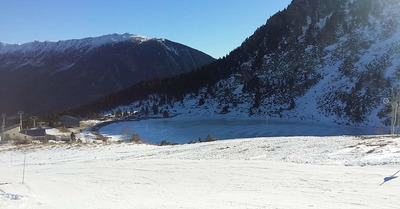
top-left (0, 34), bottom-right (214, 114)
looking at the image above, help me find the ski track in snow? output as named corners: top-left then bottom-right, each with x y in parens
top-left (0, 135), bottom-right (399, 208)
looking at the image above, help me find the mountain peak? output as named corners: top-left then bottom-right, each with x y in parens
top-left (83, 33), bottom-right (153, 45)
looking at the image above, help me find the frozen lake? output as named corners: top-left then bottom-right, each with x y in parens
top-left (99, 115), bottom-right (380, 144)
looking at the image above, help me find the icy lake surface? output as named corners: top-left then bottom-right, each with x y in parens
top-left (99, 115), bottom-right (379, 143)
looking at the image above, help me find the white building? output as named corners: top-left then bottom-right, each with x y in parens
top-left (2, 124), bottom-right (21, 141)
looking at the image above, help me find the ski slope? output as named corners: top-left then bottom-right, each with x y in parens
top-left (0, 135), bottom-right (399, 209)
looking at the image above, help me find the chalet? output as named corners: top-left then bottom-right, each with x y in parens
top-left (1, 124), bottom-right (21, 141)
top-left (59, 115), bottom-right (80, 128)
top-left (20, 129), bottom-right (46, 141)
top-left (1, 124), bottom-right (73, 143)
top-left (1, 124), bottom-right (48, 142)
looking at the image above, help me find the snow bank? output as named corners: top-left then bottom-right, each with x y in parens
top-left (0, 135), bottom-right (399, 209)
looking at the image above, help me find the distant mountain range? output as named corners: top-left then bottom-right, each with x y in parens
top-left (0, 33), bottom-right (215, 114)
top-left (70, 0), bottom-right (400, 127)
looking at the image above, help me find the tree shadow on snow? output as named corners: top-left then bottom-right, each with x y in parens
top-left (380, 170), bottom-right (399, 186)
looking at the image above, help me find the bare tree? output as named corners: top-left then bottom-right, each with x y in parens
top-left (120, 125), bottom-right (134, 141)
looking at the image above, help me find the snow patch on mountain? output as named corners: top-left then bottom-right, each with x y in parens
top-left (158, 39), bottom-right (179, 56)
top-left (0, 33), bottom-right (153, 55)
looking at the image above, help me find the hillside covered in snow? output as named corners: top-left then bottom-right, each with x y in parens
top-left (70, 0), bottom-right (400, 127)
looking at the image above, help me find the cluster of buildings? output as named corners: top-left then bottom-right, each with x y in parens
top-left (0, 115), bottom-right (80, 143)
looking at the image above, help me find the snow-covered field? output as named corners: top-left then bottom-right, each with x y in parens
top-left (0, 135), bottom-right (399, 209)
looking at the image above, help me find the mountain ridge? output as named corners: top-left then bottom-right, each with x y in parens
top-left (0, 33), bottom-right (215, 114)
top-left (0, 33), bottom-right (152, 54)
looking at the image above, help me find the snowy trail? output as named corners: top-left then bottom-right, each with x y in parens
top-left (0, 135), bottom-right (399, 208)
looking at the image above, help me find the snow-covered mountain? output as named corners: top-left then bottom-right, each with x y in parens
top-left (203, 0), bottom-right (400, 126)
top-left (71, 0), bottom-right (400, 127)
top-left (0, 33), bottom-right (215, 114)
top-left (0, 33), bottom-right (152, 54)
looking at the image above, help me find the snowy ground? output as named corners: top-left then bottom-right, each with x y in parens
top-left (0, 135), bottom-right (399, 209)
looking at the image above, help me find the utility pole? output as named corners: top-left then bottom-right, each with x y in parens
top-left (395, 91), bottom-right (400, 135)
top-left (31, 116), bottom-right (37, 128)
top-left (22, 150), bottom-right (26, 185)
top-left (1, 113), bottom-right (5, 141)
top-left (17, 111), bottom-right (24, 130)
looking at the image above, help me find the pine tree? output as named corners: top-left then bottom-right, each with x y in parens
top-left (152, 104), bottom-right (159, 115)
top-left (163, 110), bottom-right (169, 118)
top-left (115, 109), bottom-right (123, 118)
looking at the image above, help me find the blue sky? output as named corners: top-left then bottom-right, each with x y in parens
top-left (0, 0), bottom-right (291, 58)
